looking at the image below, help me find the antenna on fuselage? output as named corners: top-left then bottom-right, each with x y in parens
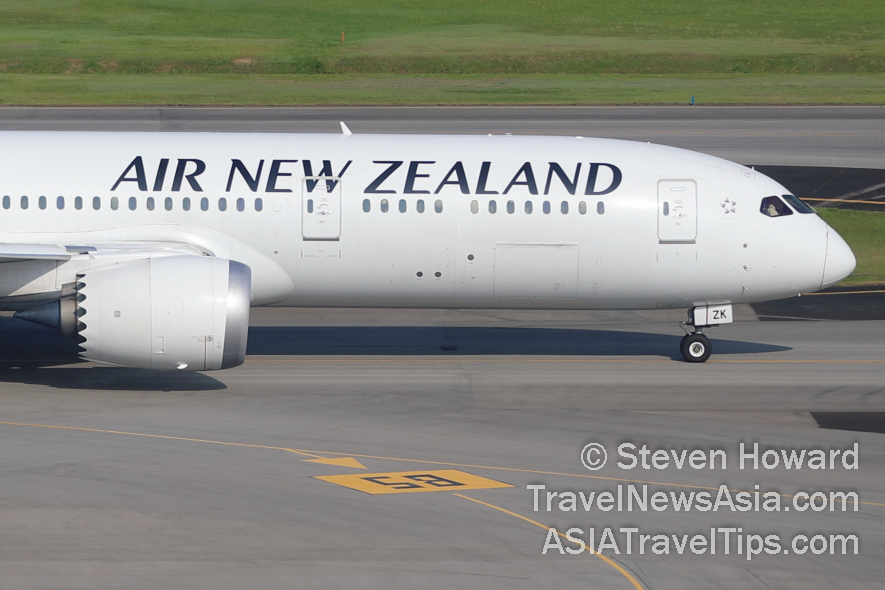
top-left (340, 122), bottom-right (353, 137)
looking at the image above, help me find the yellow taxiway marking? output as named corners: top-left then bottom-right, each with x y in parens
top-left (246, 358), bottom-right (885, 364)
top-left (305, 448), bottom-right (885, 509)
top-left (3, 357), bottom-right (883, 366)
top-left (247, 358), bottom-right (673, 363)
top-left (803, 197), bottom-right (885, 206)
top-left (0, 421), bottom-right (347, 465)
top-left (455, 494), bottom-right (645, 590)
top-left (316, 469), bottom-right (512, 494)
top-left (1, 421), bottom-right (883, 508)
top-left (805, 289), bottom-right (885, 295)
top-left (304, 456), bottom-right (366, 469)
top-left (713, 359), bottom-right (885, 364)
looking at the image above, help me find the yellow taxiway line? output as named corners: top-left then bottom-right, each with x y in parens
top-left (455, 493), bottom-right (646, 590)
top-left (244, 358), bottom-right (885, 364)
top-left (804, 197), bottom-right (885, 206)
top-left (2, 420), bottom-right (883, 508)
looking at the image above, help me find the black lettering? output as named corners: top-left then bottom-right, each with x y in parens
top-left (302, 160), bottom-right (352, 193)
top-left (111, 156), bottom-right (148, 191)
top-left (152, 158), bottom-right (169, 192)
top-left (584, 163), bottom-right (622, 195)
top-left (475, 161), bottom-right (498, 194)
top-left (434, 162), bottom-right (470, 194)
top-left (503, 162), bottom-right (538, 195)
top-left (362, 476), bottom-right (422, 490)
top-left (404, 161), bottom-right (435, 194)
top-left (265, 159), bottom-right (298, 193)
top-left (226, 159), bottom-right (264, 192)
top-left (171, 159), bottom-right (206, 192)
top-left (365, 161), bottom-right (403, 194)
top-left (405, 474), bottom-right (464, 488)
top-left (544, 162), bottom-right (581, 195)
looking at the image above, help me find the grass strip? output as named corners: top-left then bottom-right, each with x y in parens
top-left (2, 2), bottom-right (884, 105)
top-left (3, 73), bottom-right (885, 106)
top-left (817, 209), bottom-right (885, 285)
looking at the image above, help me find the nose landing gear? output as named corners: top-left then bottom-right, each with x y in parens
top-left (679, 304), bottom-right (733, 363)
top-left (680, 329), bottom-right (711, 363)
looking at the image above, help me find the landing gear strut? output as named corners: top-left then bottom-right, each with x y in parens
top-left (679, 304), bottom-right (733, 363)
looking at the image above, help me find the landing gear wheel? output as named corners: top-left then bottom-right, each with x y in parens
top-left (680, 333), bottom-right (711, 363)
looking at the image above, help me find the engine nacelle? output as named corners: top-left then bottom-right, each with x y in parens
top-left (71, 255), bottom-right (251, 370)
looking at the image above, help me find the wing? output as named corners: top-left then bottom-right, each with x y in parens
top-left (0, 243), bottom-right (72, 263)
top-left (0, 241), bottom-right (211, 264)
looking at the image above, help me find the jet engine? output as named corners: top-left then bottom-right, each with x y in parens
top-left (16, 255), bottom-right (251, 371)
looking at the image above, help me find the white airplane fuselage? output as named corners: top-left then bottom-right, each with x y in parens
top-left (0, 131), bottom-right (853, 309)
top-left (0, 131), bottom-right (856, 369)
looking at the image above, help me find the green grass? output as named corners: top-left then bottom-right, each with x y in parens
top-left (1, 2), bottom-right (884, 75)
top-left (3, 73), bottom-right (885, 105)
top-left (1, 1), bottom-right (884, 104)
top-left (817, 209), bottom-right (885, 285)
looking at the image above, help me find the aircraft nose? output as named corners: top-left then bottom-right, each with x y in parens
top-left (821, 225), bottom-right (856, 289)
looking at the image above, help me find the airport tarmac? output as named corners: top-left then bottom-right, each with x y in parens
top-left (1, 305), bottom-right (884, 590)
top-left (0, 107), bottom-right (883, 589)
top-left (1, 105), bottom-right (884, 168)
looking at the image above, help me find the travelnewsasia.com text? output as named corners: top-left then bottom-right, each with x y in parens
top-left (527, 484), bottom-right (858, 513)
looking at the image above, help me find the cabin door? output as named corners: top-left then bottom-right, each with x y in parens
top-left (657, 179), bottom-right (697, 243)
top-left (301, 176), bottom-right (342, 241)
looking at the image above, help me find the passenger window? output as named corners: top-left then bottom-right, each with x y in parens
top-left (399, 199), bottom-right (407, 213)
top-left (579, 201), bottom-right (587, 215)
top-left (56, 196), bottom-right (64, 210)
top-left (255, 198), bottom-right (263, 212)
top-left (561, 201), bottom-right (568, 214)
top-left (760, 196), bottom-right (793, 218)
top-left (488, 200), bottom-right (497, 214)
top-left (110, 197), bottom-right (119, 210)
top-left (525, 201), bottom-right (533, 214)
top-left (165, 197), bottom-right (173, 211)
top-left (200, 197), bottom-right (208, 211)
top-left (75, 196), bottom-right (82, 210)
top-left (663, 202), bottom-right (669, 216)
top-left (2, 196), bottom-right (9, 209)
top-left (219, 198), bottom-right (227, 211)
top-left (543, 201), bottom-right (551, 214)
top-left (506, 200), bottom-right (515, 214)
top-left (236, 198), bottom-right (245, 212)
top-left (597, 201), bottom-right (605, 214)
top-left (146, 197), bottom-right (155, 211)
top-left (782, 194), bottom-right (815, 214)
top-left (470, 200), bottom-right (479, 214)
top-left (39, 196), bottom-right (46, 210)
top-left (435, 199), bottom-right (443, 213)
top-left (416, 199), bottom-right (425, 213)
top-left (20, 196), bottom-right (28, 209)
top-left (93, 197), bottom-right (101, 210)
top-left (183, 197), bottom-right (191, 211)
top-left (362, 198), bottom-right (370, 213)
top-left (128, 197), bottom-right (137, 210)
top-left (381, 199), bottom-right (389, 212)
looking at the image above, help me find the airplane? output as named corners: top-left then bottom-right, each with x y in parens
top-left (0, 124), bottom-right (856, 370)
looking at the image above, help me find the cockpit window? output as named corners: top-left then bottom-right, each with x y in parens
top-left (782, 194), bottom-right (815, 214)
top-left (760, 196), bottom-right (793, 218)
